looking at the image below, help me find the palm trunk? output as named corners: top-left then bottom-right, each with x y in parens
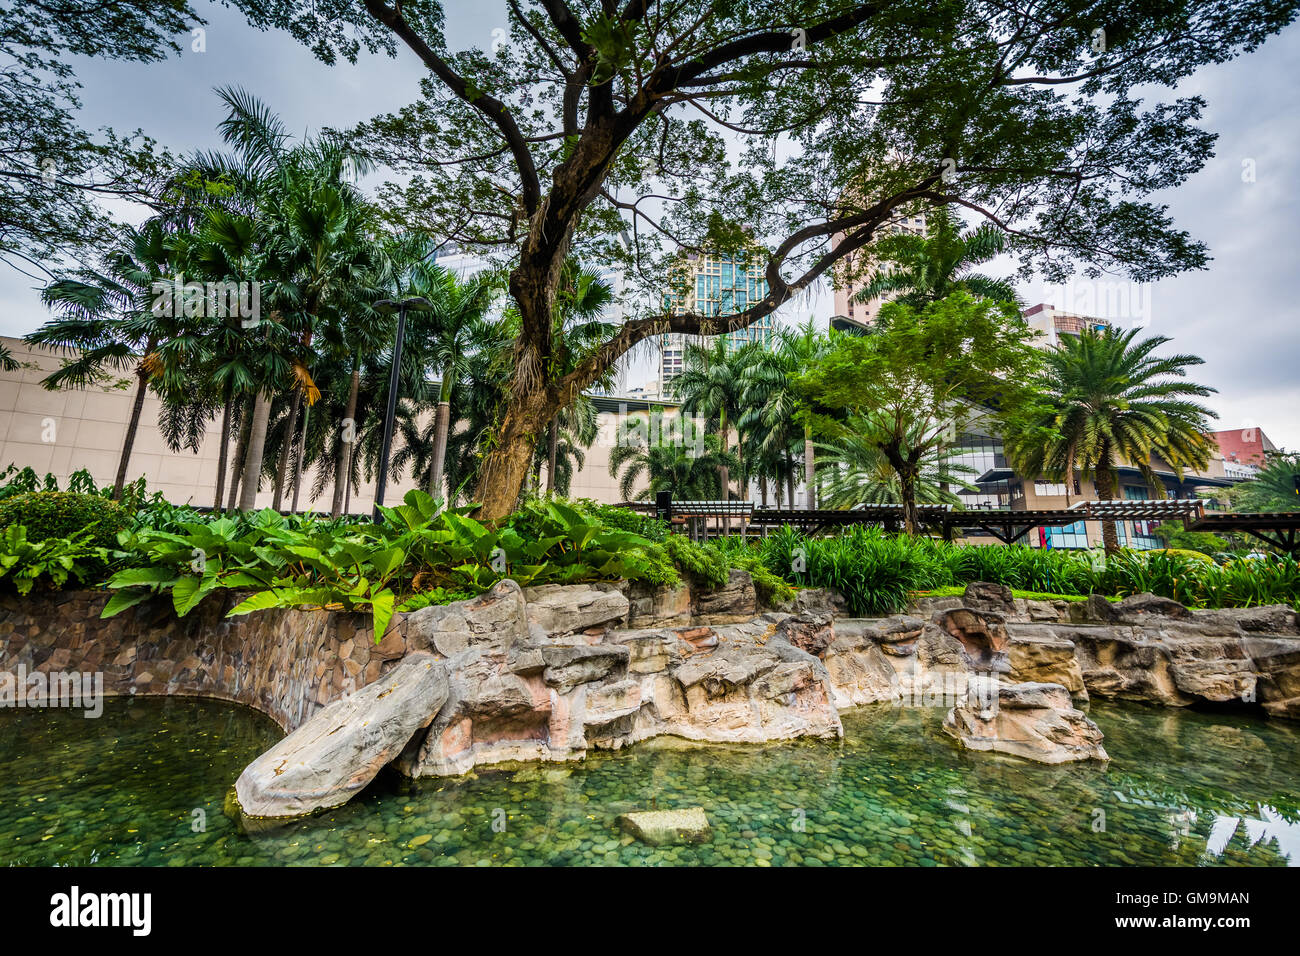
top-left (786, 451), bottom-right (795, 509)
top-left (331, 365), bottom-right (361, 517)
top-left (290, 403), bottom-right (310, 513)
top-left (428, 400), bottom-right (451, 501)
top-left (545, 418), bottom-right (559, 495)
top-left (883, 444), bottom-right (921, 535)
top-left (227, 399), bottom-right (253, 512)
top-left (213, 392), bottom-right (233, 511)
top-left (272, 391), bottom-right (302, 511)
top-left (237, 391), bottom-right (272, 512)
top-left (1095, 453), bottom-right (1120, 555)
top-left (719, 411), bottom-right (730, 535)
top-left (804, 427), bottom-right (816, 511)
top-left (112, 367), bottom-right (150, 500)
top-left (760, 475), bottom-right (768, 508)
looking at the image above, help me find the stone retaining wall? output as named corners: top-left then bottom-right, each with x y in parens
top-left (0, 572), bottom-right (757, 732)
top-left (0, 590), bottom-right (413, 731)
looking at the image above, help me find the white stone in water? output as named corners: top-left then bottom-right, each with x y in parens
top-left (618, 807), bottom-right (711, 845)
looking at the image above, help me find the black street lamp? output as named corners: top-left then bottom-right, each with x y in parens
top-left (371, 296), bottom-right (432, 522)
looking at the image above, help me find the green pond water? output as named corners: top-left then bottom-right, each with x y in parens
top-left (1, 696), bottom-right (1297, 866)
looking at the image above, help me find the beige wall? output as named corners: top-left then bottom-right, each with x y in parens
top-left (0, 336), bottom-right (638, 511)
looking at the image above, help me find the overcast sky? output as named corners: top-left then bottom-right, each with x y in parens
top-left (3, 2), bottom-right (1297, 447)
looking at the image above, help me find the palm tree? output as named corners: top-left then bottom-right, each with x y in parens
top-left (29, 219), bottom-right (182, 500)
top-left (817, 417), bottom-right (977, 508)
top-left (608, 408), bottom-right (737, 502)
top-left (740, 318), bottom-right (830, 508)
top-left (192, 85), bottom-right (373, 512)
top-left (853, 205), bottom-right (1020, 310)
top-left (543, 264), bottom-right (619, 495)
top-left (1228, 452), bottom-right (1300, 513)
top-left (403, 258), bottom-right (500, 501)
top-left (1004, 325), bottom-right (1218, 553)
top-left (671, 338), bottom-right (755, 512)
top-left (0, 344), bottom-right (18, 372)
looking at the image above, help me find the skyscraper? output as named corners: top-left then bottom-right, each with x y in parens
top-left (829, 209), bottom-right (927, 333)
top-left (659, 251), bottom-right (774, 391)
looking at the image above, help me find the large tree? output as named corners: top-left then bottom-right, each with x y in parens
top-left (238, 0), bottom-right (1298, 520)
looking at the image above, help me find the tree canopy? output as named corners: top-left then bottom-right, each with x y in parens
top-left (795, 293), bottom-right (1045, 531)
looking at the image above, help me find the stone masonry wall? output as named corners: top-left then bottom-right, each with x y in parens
top-left (0, 590), bottom-right (416, 731)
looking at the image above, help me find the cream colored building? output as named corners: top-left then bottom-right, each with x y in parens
top-left (0, 336), bottom-right (657, 511)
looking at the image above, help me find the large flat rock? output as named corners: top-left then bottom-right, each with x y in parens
top-left (234, 653), bottom-right (448, 821)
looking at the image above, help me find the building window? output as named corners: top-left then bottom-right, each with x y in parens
top-left (1034, 480), bottom-right (1068, 496)
top-left (1034, 520), bottom-right (1088, 550)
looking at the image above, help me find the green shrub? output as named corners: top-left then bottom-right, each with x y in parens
top-left (662, 534), bottom-right (729, 588)
top-left (0, 491), bottom-right (130, 551)
top-left (0, 525), bottom-right (112, 594)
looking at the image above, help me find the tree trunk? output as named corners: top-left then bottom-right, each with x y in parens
top-left (545, 417), bottom-right (559, 495)
top-left (428, 400), bottom-right (451, 502)
top-left (238, 391), bottom-right (272, 512)
top-left (900, 464), bottom-right (920, 535)
top-left (290, 403), bottom-right (310, 514)
top-left (471, 385), bottom-right (553, 523)
top-left (227, 399), bottom-right (253, 512)
top-left (883, 444), bottom-right (921, 535)
top-left (331, 365), bottom-right (361, 517)
top-left (760, 476), bottom-right (768, 508)
top-left (272, 391), bottom-right (302, 511)
top-left (1094, 456), bottom-right (1120, 555)
top-left (112, 368), bottom-right (150, 500)
top-left (804, 428), bottom-right (816, 510)
top-left (213, 392), bottom-right (233, 511)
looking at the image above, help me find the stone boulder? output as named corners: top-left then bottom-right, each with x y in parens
top-left (1006, 626), bottom-right (1087, 696)
top-left (405, 579), bottom-right (527, 656)
top-left (523, 583), bottom-right (629, 637)
top-left (693, 569), bottom-right (758, 621)
top-left (618, 580), bottom-right (692, 628)
top-left (234, 653), bottom-right (449, 821)
top-left (793, 588), bottom-right (847, 617)
top-left (1070, 594), bottom-right (1120, 624)
top-left (822, 619), bottom-right (900, 708)
top-left (1115, 592), bottom-right (1192, 621)
top-left (932, 607), bottom-right (1010, 673)
top-left (1247, 636), bottom-right (1300, 718)
top-left (774, 613), bottom-right (834, 658)
top-left (943, 681), bottom-right (1108, 764)
top-left (617, 807), bottom-right (711, 845)
top-left (540, 643), bottom-right (630, 694)
top-left (962, 581), bottom-right (1016, 614)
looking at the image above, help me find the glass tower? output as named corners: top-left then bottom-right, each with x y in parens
top-left (660, 252), bottom-right (774, 390)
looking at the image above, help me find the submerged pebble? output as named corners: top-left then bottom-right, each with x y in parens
top-left (0, 697), bottom-right (1296, 867)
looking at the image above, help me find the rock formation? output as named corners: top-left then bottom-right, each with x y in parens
top-left (233, 653), bottom-right (449, 821)
top-left (943, 681), bottom-right (1109, 764)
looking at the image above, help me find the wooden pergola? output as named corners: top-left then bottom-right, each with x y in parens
top-left (1186, 511), bottom-right (1300, 556)
top-left (620, 496), bottom-right (1300, 555)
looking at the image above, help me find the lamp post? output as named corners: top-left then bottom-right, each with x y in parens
top-left (371, 296), bottom-right (432, 522)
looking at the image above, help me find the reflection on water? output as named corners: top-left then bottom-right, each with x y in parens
top-left (0, 695), bottom-right (1296, 866)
